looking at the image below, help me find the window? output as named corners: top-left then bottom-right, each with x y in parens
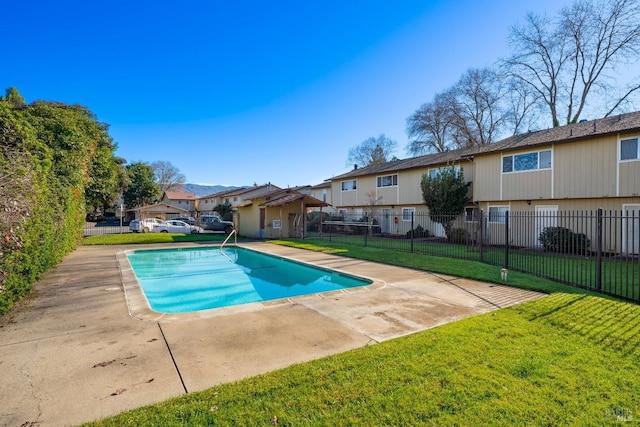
top-left (488, 206), bottom-right (509, 223)
top-left (429, 165), bottom-right (460, 179)
top-left (322, 189), bottom-right (327, 202)
top-left (465, 207), bottom-right (477, 222)
top-left (377, 174), bottom-right (398, 187)
top-left (621, 138), bottom-right (639, 161)
top-left (502, 150), bottom-right (552, 173)
top-left (402, 207), bottom-right (415, 221)
top-left (341, 180), bottom-right (357, 191)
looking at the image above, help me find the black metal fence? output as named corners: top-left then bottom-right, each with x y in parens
top-left (83, 221), bottom-right (131, 237)
top-left (307, 209), bottom-right (640, 303)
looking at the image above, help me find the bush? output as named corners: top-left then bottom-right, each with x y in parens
top-left (539, 226), bottom-right (590, 254)
top-left (406, 225), bottom-right (431, 238)
top-left (448, 227), bottom-right (470, 244)
top-left (1, 92), bottom-right (110, 314)
top-left (306, 211), bottom-right (330, 232)
top-left (351, 217), bottom-right (378, 235)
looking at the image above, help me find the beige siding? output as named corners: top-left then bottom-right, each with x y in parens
top-left (473, 155), bottom-right (502, 201)
top-left (398, 169), bottom-right (427, 204)
top-left (502, 170), bottom-right (552, 200)
top-left (375, 186), bottom-right (399, 205)
top-left (264, 205), bottom-right (298, 239)
top-left (358, 177), bottom-right (376, 197)
top-left (619, 161), bottom-right (640, 196)
top-left (237, 204), bottom-right (261, 238)
top-left (555, 137), bottom-right (616, 198)
top-left (339, 190), bottom-right (358, 206)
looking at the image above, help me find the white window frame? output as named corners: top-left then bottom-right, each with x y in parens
top-left (488, 206), bottom-right (509, 223)
top-left (402, 207), bottom-right (415, 221)
top-left (620, 136), bottom-right (640, 162)
top-left (376, 174), bottom-right (398, 188)
top-left (341, 180), bottom-right (357, 191)
top-left (502, 149), bottom-right (552, 173)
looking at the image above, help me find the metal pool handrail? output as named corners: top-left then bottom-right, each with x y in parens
top-left (220, 229), bottom-right (236, 250)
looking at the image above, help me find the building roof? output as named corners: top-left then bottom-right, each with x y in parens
top-left (330, 110), bottom-right (640, 180)
top-left (260, 192), bottom-right (329, 208)
top-left (164, 191), bottom-right (197, 201)
top-left (471, 110), bottom-right (640, 156)
top-left (129, 203), bottom-right (190, 213)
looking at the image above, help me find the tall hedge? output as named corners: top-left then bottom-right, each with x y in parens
top-left (0, 88), bottom-right (117, 314)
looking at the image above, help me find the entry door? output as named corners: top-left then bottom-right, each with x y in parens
top-left (534, 205), bottom-right (558, 247)
top-left (623, 204), bottom-right (640, 255)
top-left (381, 209), bottom-right (391, 234)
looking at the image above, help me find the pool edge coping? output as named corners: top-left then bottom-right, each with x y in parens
top-left (116, 243), bottom-right (386, 322)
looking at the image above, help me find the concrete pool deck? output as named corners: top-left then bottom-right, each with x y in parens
top-left (0, 242), bottom-right (545, 426)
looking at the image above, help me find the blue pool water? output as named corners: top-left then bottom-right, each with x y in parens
top-left (126, 246), bottom-right (371, 313)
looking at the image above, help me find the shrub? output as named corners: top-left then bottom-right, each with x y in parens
top-left (448, 227), bottom-right (470, 244)
top-left (538, 226), bottom-right (590, 254)
top-left (406, 225), bottom-right (431, 238)
top-left (306, 211), bottom-right (330, 232)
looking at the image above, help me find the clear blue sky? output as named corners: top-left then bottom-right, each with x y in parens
top-left (2, 0), bottom-right (575, 187)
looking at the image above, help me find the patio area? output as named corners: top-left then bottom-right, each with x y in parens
top-left (0, 242), bottom-right (544, 426)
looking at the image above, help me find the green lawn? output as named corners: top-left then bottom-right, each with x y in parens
top-left (82, 238), bottom-right (640, 426)
top-left (304, 234), bottom-right (640, 301)
top-left (82, 232), bottom-right (234, 245)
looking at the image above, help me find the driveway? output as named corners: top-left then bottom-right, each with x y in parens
top-left (0, 242), bottom-right (544, 426)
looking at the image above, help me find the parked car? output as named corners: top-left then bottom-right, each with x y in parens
top-left (200, 215), bottom-right (234, 234)
top-left (152, 220), bottom-right (204, 234)
top-left (129, 218), bottom-right (164, 233)
top-left (172, 216), bottom-right (196, 225)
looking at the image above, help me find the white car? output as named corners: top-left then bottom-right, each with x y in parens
top-left (129, 218), bottom-right (164, 233)
top-left (152, 220), bottom-right (204, 234)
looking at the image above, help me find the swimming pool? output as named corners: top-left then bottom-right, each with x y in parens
top-left (125, 246), bottom-right (372, 313)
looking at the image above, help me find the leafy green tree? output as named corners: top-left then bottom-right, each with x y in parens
top-left (123, 162), bottom-right (160, 209)
top-left (0, 87), bottom-right (120, 313)
top-left (420, 166), bottom-right (471, 241)
top-left (214, 202), bottom-right (233, 221)
top-left (85, 137), bottom-right (122, 219)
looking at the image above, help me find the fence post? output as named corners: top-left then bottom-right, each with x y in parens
top-left (479, 209), bottom-right (484, 262)
top-left (504, 210), bottom-right (510, 269)
top-left (596, 208), bottom-right (603, 291)
top-left (411, 211), bottom-right (414, 253)
top-left (364, 220), bottom-right (368, 247)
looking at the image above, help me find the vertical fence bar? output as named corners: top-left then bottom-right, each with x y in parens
top-left (504, 210), bottom-right (510, 269)
top-left (411, 211), bottom-right (414, 253)
top-left (596, 208), bottom-right (602, 291)
top-left (479, 209), bottom-right (484, 263)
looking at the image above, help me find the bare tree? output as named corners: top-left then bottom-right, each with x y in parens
top-left (346, 134), bottom-right (398, 168)
top-left (449, 67), bottom-right (507, 147)
top-left (150, 160), bottom-right (186, 193)
top-left (406, 91), bottom-right (457, 155)
top-left (504, 0), bottom-right (640, 127)
top-left (504, 76), bottom-right (542, 134)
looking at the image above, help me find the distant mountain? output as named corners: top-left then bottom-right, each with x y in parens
top-left (183, 183), bottom-right (244, 198)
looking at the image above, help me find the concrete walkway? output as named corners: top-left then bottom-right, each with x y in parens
top-left (0, 242), bottom-right (544, 426)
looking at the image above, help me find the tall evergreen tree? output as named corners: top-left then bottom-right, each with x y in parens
top-left (420, 166), bottom-right (471, 241)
